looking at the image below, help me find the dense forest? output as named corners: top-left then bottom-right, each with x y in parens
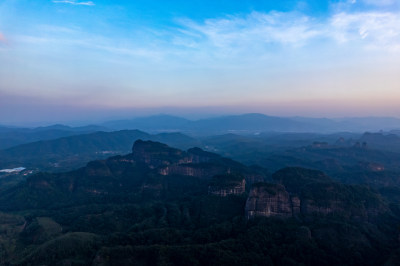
top-left (1, 139), bottom-right (400, 265)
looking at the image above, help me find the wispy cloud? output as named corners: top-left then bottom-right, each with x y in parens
top-left (52, 0), bottom-right (95, 6)
top-left (176, 11), bottom-right (321, 49)
top-left (175, 8), bottom-right (400, 53)
top-left (330, 12), bottom-right (400, 50)
top-left (7, 1), bottom-right (400, 70)
top-left (14, 33), bottom-right (163, 61)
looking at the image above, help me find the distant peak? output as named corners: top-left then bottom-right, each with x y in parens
top-left (132, 139), bottom-right (170, 151)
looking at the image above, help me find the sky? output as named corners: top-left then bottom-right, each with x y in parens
top-left (0, 0), bottom-right (400, 125)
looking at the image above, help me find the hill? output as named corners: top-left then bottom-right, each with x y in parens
top-left (102, 113), bottom-right (400, 135)
top-left (0, 130), bottom-right (199, 172)
top-left (0, 140), bottom-right (399, 265)
top-left (0, 124), bottom-right (110, 149)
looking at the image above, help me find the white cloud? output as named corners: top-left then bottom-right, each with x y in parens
top-left (7, 3), bottom-right (400, 71)
top-left (174, 8), bottom-right (400, 53)
top-left (52, 0), bottom-right (95, 6)
top-left (177, 11), bottom-right (322, 49)
top-left (330, 12), bottom-right (400, 50)
top-left (14, 33), bottom-right (163, 61)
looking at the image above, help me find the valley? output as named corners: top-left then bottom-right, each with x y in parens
top-left (0, 130), bottom-right (400, 264)
top-left (3, 0), bottom-right (399, 264)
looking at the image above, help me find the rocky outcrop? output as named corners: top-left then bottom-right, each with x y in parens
top-left (208, 175), bottom-right (246, 197)
top-left (132, 140), bottom-right (263, 185)
top-left (132, 140), bottom-right (185, 168)
top-left (159, 164), bottom-right (225, 179)
top-left (132, 141), bottom-right (221, 169)
top-left (245, 183), bottom-right (292, 219)
top-left (245, 167), bottom-right (388, 220)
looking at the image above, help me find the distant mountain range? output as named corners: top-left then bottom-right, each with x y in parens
top-left (3, 121), bottom-right (400, 179)
top-left (0, 130), bottom-right (199, 171)
top-left (102, 113), bottom-right (400, 134)
top-left (2, 113), bottom-right (400, 152)
top-left (0, 124), bottom-right (110, 149)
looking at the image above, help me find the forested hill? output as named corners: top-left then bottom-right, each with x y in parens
top-left (0, 124), bottom-right (109, 149)
top-left (0, 130), bottom-right (199, 171)
top-left (0, 140), bottom-right (399, 265)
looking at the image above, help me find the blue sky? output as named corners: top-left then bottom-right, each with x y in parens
top-left (0, 0), bottom-right (400, 124)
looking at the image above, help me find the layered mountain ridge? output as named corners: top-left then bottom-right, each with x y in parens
top-left (246, 167), bottom-right (386, 221)
top-left (0, 140), bottom-right (399, 265)
top-left (0, 140), bottom-right (389, 222)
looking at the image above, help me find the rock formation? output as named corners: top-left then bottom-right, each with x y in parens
top-left (245, 183), bottom-right (292, 219)
top-left (132, 140), bottom-right (185, 168)
top-left (245, 167), bottom-right (387, 220)
top-left (133, 140), bottom-right (264, 184)
top-left (208, 174), bottom-right (246, 197)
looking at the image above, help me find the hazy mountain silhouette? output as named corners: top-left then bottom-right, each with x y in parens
top-left (0, 130), bottom-right (199, 171)
top-left (0, 124), bottom-right (110, 149)
top-left (103, 114), bottom-right (191, 131)
top-left (102, 113), bottom-right (400, 134)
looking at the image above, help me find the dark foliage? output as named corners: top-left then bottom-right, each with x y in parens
top-left (0, 140), bottom-right (399, 265)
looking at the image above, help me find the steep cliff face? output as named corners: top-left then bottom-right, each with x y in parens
top-left (3, 140), bottom-right (269, 211)
top-left (245, 183), bottom-right (292, 219)
top-left (132, 140), bottom-right (185, 168)
top-left (132, 141), bottom-right (221, 168)
top-left (208, 174), bottom-right (246, 197)
top-left (159, 164), bottom-right (225, 179)
top-left (133, 140), bottom-right (265, 185)
top-left (245, 167), bottom-right (388, 220)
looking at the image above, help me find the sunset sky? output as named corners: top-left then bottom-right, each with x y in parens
top-left (0, 0), bottom-right (400, 124)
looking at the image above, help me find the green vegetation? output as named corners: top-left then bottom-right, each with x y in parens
top-left (209, 173), bottom-right (244, 188)
top-left (0, 140), bottom-right (400, 265)
top-left (0, 130), bottom-right (199, 171)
